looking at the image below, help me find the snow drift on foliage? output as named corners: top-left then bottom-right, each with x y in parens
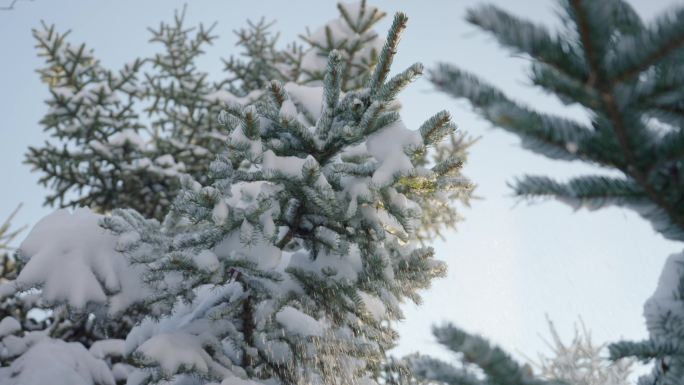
top-left (16, 208), bottom-right (149, 314)
top-left (0, 336), bottom-right (115, 385)
top-left (125, 283), bottom-right (249, 381)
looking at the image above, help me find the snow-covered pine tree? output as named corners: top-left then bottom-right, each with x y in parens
top-left (428, 1), bottom-right (684, 384)
top-left (3, 3), bottom-right (473, 385)
top-left (297, 1), bottom-right (385, 91)
top-left (223, 1), bottom-right (386, 94)
top-left (103, 13), bottom-right (467, 384)
top-left (27, 1), bottom-right (468, 237)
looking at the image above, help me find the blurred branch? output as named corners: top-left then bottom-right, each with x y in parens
top-left (0, 204), bottom-right (25, 252)
top-left (0, 0), bottom-right (33, 11)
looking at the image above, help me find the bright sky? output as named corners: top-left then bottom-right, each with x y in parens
top-left (0, 0), bottom-right (681, 369)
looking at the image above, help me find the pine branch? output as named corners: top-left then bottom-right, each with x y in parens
top-left (609, 340), bottom-right (683, 363)
top-left (377, 62), bottom-right (423, 102)
top-left (466, 5), bottom-right (587, 80)
top-left (564, 0), bottom-right (612, 84)
top-left (316, 50), bottom-right (343, 137)
top-left (408, 354), bottom-right (484, 385)
top-left (0, 204), bottom-right (25, 252)
top-left (369, 13), bottom-right (408, 96)
top-left (432, 3), bottom-right (684, 384)
top-left (570, 0), bottom-right (684, 238)
top-left (610, 6), bottom-right (684, 84)
top-left (431, 65), bottom-right (596, 162)
top-left (0, 0), bottom-right (32, 11)
top-left (423, 324), bottom-right (561, 385)
top-left (512, 174), bottom-right (646, 210)
top-left (432, 0), bottom-right (684, 241)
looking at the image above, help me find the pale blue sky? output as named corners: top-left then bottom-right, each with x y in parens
top-left (0, 0), bottom-right (681, 368)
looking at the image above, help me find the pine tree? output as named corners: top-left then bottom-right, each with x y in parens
top-left (26, 1), bottom-right (469, 237)
top-left (428, 1), bottom-right (684, 384)
top-left (3, 2), bottom-right (473, 384)
top-left (103, 13), bottom-right (465, 384)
